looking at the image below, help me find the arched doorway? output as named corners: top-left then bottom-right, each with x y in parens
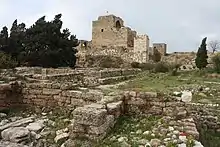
top-left (115, 20), bottom-right (121, 31)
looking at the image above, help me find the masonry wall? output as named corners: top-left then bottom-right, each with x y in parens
top-left (0, 82), bottom-right (22, 110)
top-left (153, 43), bottom-right (167, 56)
top-left (92, 15), bottom-right (136, 48)
top-left (133, 35), bottom-right (149, 63)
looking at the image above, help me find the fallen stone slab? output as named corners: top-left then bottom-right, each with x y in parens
top-left (0, 140), bottom-right (29, 147)
top-left (0, 117), bottom-right (34, 132)
top-left (1, 127), bottom-right (31, 143)
top-left (26, 121), bottom-right (45, 132)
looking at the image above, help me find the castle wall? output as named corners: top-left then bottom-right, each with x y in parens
top-left (133, 35), bottom-right (150, 63)
top-left (92, 15), bottom-right (135, 48)
top-left (153, 43), bottom-right (167, 56)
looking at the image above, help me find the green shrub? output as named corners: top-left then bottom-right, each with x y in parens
top-left (212, 53), bottom-right (220, 73)
top-left (154, 62), bottom-right (169, 73)
top-left (139, 63), bottom-right (155, 71)
top-left (131, 62), bottom-right (140, 68)
top-left (0, 52), bottom-right (17, 69)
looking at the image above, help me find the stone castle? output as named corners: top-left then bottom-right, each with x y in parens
top-left (76, 14), bottom-right (167, 66)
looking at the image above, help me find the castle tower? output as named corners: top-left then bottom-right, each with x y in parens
top-left (133, 35), bottom-right (150, 63)
top-left (91, 14), bottom-right (136, 48)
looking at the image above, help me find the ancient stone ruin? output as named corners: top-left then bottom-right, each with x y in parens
top-left (1, 67), bottom-right (219, 146)
top-left (76, 14), bottom-right (167, 66)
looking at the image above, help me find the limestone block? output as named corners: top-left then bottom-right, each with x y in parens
top-left (98, 95), bottom-right (123, 105)
top-left (1, 127), bottom-right (31, 143)
top-left (150, 102), bottom-right (166, 108)
top-left (42, 88), bottom-right (62, 95)
top-left (144, 92), bottom-right (157, 98)
top-left (163, 107), bottom-right (175, 116)
top-left (127, 97), bottom-right (146, 105)
top-left (62, 90), bottom-right (82, 98)
top-left (166, 102), bottom-right (185, 107)
top-left (72, 107), bottom-right (107, 126)
top-left (26, 83), bottom-right (42, 89)
top-left (37, 95), bottom-right (53, 100)
top-left (23, 94), bottom-right (37, 99)
top-left (51, 83), bottom-right (61, 89)
top-left (107, 101), bottom-right (123, 118)
top-left (82, 90), bottom-right (104, 102)
top-left (88, 115), bottom-right (115, 135)
top-left (84, 103), bottom-right (106, 109)
top-left (32, 99), bottom-right (47, 106)
top-left (69, 120), bottom-right (86, 133)
top-left (70, 98), bottom-right (86, 107)
top-left (28, 89), bottom-right (42, 95)
top-left (21, 88), bottom-right (29, 94)
top-left (147, 106), bottom-right (163, 115)
top-left (42, 83), bottom-right (52, 88)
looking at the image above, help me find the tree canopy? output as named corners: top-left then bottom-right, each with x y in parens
top-left (195, 37), bottom-right (208, 69)
top-left (0, 14), bottom-right (79, 68)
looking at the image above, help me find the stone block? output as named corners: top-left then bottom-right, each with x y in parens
top-left (149, 102), bottom-right (166, 108)
top-left (163, 107), bottom-right (175, 116)
top-left (127, 98), bottom-right (146, 105)
top-left (21, 88), bottom-right (29, 94)
top-left (28, 89), bottom-right (42, 95)
top-left (146, 106), bottom-right (163, 115)
top-left (83, 90), bottom-right (103, 102)
top-left (37, 95), bottom-right (53, 100)
top-left (98, 95), bottom-right (123, 105)
top-left (107, 101), bottom-right (123, 118)
top-left (0, 84), bottom-right (11, 91)
top-left (26, 83), bottom-right (42, 89)
top-left (70, 98), bottom-right (86, 107)
top-left (69, 120), bottom-right (86, 133)
top-left (42, 88), bottom-right (62, 95)
top-left (72, 107), bottom-right (107, 126)
top-left (63, 90), bottom-right (82, 98)
top-left (23, 94), bottom-right (37, 99)
top-left (42, 83), bottom-right (52, 88)
top-left (144, 92), bottom-right (157, 98)
top-left (88, 115), bottom-right (115, 135)
top-left (51, 83), bottom-right (61, 89)
top-left (166, 102), bottom-right (185, 107)
top-left (84, 103), bottom-right (106, 109)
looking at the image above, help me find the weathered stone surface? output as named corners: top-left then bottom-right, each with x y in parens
top-left (1, 127), bottom-right (31, 143)
top-left (26, 122), bottom-right (45, 132)
top-left (0, 117), bottom-right (34, 131)
top-left (88, 115), bottom-right (115, 135)
top-left (54, 133), bottom-right (69, 144)
top-left (107, 101), bottom-right (123, 118)
top-left (82, 90), bottom-right (104, 102)
top-left (69, 120), bottom-right (86, 133)
top-left (0, 141), bottom-right (29, 147)
top-left (181, 91), bottom-right (192, 102)
top-left (127, 98), bottom-right (146, 105)
top-left (72, 107), bottom-right (107, 126)
top-left (63, 90), bottom-right (82, 98)
top-left (84, 103), bottom-right (106, 109)
top-left (42, 88), bottom-right (61, 95)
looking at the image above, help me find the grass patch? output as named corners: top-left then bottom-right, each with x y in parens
top-left (98, 115), bottom-right (161, 147)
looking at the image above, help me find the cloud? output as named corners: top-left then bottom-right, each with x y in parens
top-left (0, 0), bottom-right (220, 52)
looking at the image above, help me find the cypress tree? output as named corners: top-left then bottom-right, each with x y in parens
top-left (195, 37), bottom-right (208, 69)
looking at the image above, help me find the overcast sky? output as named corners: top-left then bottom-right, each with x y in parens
top-left (0, 0), bottom-right (219, 52)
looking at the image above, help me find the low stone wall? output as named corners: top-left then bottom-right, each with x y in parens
top-left (69, 91), bottom-right (198, 144)
top-left (21, 82), bottom-right (104, 108)
top-left (0, 82), bottom-right (22, 110)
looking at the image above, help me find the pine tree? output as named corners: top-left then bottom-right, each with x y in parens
top-left (195, 37), bottom-right (208, 69)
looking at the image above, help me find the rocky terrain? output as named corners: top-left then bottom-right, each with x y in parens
top-left (1, 67), bottom-right (220, 147)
